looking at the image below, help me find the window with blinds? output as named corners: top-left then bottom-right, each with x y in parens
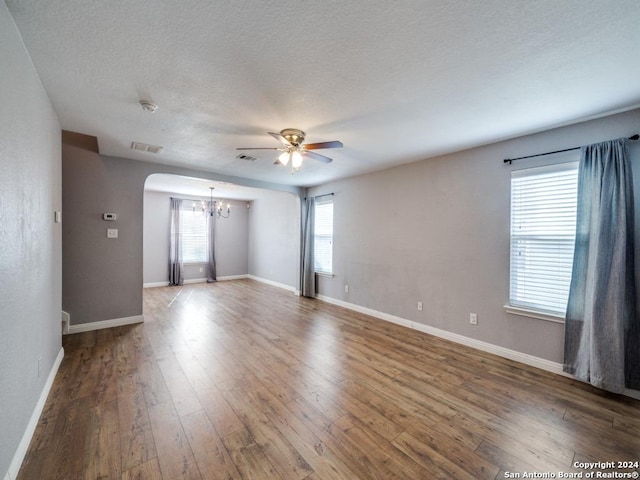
top-left (181, 203), bottom-right (208, 264)
top-left (314, 198), bottom-right (333, 274)
top-left (509, 161), bottom-right (579, 315)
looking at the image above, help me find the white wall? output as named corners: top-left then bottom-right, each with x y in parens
top-left (143, 190), bottom-right (249, 284)
top-left (309, 108), bottom-right (640, 363)
top-left (248, 190), bottom-right (301, 289)
top-left (0, 3), bottom-right (62, 477)
top-left (143, 190), bottom-right (171, 283)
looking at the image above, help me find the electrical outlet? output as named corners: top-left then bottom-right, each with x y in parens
top-left (470, 313), bottom-right (478, 325)
top-left (417, 301), bottom-right (423, 311)
top-left (344, 285), bottom-right (349, 294)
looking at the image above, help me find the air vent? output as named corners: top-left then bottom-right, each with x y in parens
top-left (131, 142), bottom-right (163, 154)
top-left (236, 153), bottom-right (257, 161)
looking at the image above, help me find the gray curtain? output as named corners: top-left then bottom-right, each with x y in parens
top-left (300, 196), bottom-right (315, 297)
top-left (206, 206), bottom-right (217, 283)
top-left (563, 138), bottom-right (640, 393)
top-left (169, 197), bottom-right (184, 286)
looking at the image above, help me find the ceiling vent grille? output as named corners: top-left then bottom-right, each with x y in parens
top-left (236, 153), bottom-right (258, 161)
top-left (131, 142), bottom-right (163, 154)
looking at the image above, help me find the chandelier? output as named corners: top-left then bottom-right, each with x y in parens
top-left (193, 187), bottom-right (230, 218)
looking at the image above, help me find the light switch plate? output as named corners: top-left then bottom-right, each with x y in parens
top-left (107, 228), bottom-right (118, 239)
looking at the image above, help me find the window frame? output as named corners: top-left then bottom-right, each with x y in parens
top-left (506, 160), bottom-right (579, 322)
top-left (180, 201), bottom-right (209, 264)
top-left (313, 197), bottom-right (334, 275)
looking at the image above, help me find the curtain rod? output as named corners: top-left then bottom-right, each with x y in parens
top-left (304, 192), bottom-right (334, 200)
top-left (503, 134), bottom-right (639, 164)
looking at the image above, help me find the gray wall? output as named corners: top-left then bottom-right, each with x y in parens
top-left (309, 108), bottom-right (640, 363)
top-left (215, 199), bottom-right (250, 278)
top-left (62, 139), bottom-right (302, 326)
top-left (63, 141), bottom-right (145, 324)
top-left (143, 189), bottom-right (249, 284)
top-left (0, 3), bottom-right (62, 476)
top-left (248, 191), bottom-right (301, 289)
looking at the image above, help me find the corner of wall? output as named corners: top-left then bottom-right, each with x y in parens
top-left (5, 347), bottom-right (64, 480)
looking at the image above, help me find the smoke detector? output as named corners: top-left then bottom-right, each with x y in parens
top-left (139, 100), bottom-right (158, 113)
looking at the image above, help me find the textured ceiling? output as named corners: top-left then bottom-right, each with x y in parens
top-left (144, 173), bottom-right (292, 201)
top-left (6, 0), bottom-right (640, 187)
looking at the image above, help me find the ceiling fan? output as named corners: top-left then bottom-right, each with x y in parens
top-left (237, 128), bottom-right (343, 173)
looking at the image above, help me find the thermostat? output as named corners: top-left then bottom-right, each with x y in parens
top-left (103, 213), bottom-right (117, 221)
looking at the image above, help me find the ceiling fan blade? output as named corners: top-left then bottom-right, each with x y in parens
top-left (304, 150), bottom-right (333, 163)
top-left (268, 131), bottom-right (292, 146)
top-left (304, 140), bottom-right (343, 150)
top-left (236, 147), bottom-right (281, 150)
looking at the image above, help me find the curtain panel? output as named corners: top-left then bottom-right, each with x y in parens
top-left (563, 138), bottom-right (640, 393)
top-left (300, 196), bottom-right (315, 298)
top-left (168, 197), bottom-right (184, 286)
top-left (206, 204), bottom-right (217, 283)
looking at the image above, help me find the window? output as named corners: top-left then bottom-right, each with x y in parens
top-left (181, 203), bottom-right (208, 263)
top-left (314, 198), bottom-right (333, 274)
top-left (509, 161), bottom-right (578, 316)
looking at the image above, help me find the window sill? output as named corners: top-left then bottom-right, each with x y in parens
top-left (504, 305), bottom-right (565, 324)
top-left (315, 272), bottom-right (334, 278)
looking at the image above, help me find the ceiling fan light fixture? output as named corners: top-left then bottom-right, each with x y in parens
top-left (278, 151), bottom-right (290, 166)
top-left (236, 128), bottom-right (342, 174)
top-left (291, 151), bottom-right (303, 169)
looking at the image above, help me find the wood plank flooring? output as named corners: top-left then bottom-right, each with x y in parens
top-left (18, 280), bottom-right (640, 479)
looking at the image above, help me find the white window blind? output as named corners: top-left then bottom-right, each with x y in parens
top-left (314, 198), bottom-right (333, 274)
top-left (181, 203), bottom-right (208, 263)
top-left (510, 162), bottom-right (578, 315)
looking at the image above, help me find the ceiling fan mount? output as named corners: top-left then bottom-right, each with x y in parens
top-left (236, 128), bottom-right (343, 174)
top-left (279, 128), bottom-right (306, 147)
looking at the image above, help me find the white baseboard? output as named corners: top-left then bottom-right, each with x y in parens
top-left (144, 275), bottom-right (250, 288)
top-left (67, 315), bottom-right (144, 334)
top-left (247, 275), bottom-right (298, 294)
top-left (316, 295), bottom-right (640, 399)
top-left (316, 295), bottom-right (568, 375)
top-left (4, 347), bottom-right (64, 480)
top-left (217, 274), bottom-right (249, 281)
top-left (143, 281), bottom-right (169, 288)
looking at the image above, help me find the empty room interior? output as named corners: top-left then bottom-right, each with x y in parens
top-left (2, 1), bottom-right (640, 479)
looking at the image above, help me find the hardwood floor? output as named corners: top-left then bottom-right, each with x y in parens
top-left (18, 280), bottom-right (640, 479)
